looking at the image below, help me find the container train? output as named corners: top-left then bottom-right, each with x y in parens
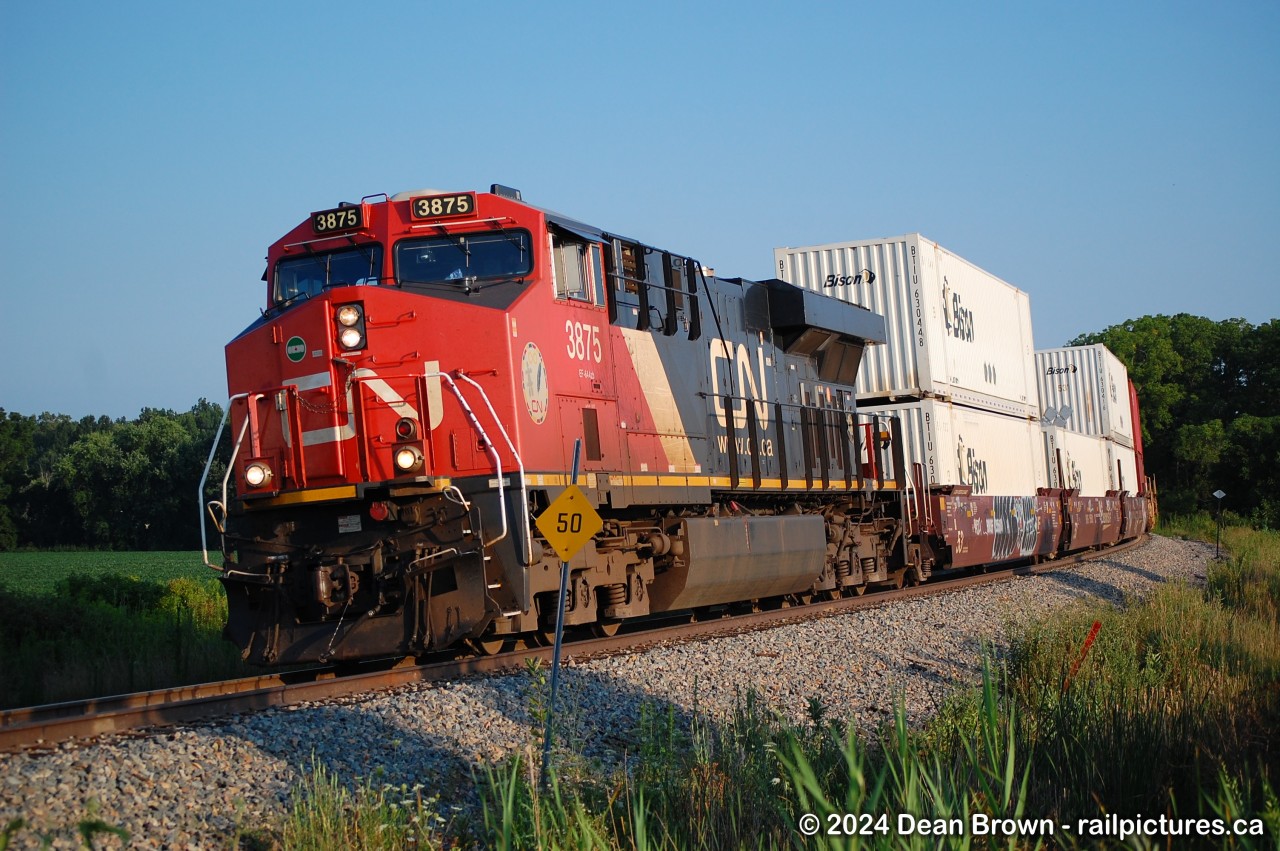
top-left (200, 186), bottom-right (1154, 665)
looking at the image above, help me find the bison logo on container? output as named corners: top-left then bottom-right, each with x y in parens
top-left (941, 277), bottom-right (975, 343)
top-left (1065, 457), bottom-right (1083, 492)
top-left (823, 270), bottom-right (875, 288)
top-left (955, 435), bottom-right (989, 494)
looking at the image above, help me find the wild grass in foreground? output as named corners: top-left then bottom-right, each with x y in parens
top-left (267, 526), bottom-right (1279, 849)
top-left (266, 763), bottom-right (446, 850)
top-left (1003, 581), bottom-right (1278, 821)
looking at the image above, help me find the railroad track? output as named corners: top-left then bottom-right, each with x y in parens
top-left (0, 537), bottom-right (1146, 753)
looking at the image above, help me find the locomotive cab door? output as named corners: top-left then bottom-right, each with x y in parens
top-left (549, 229), bottom-right (625, 475)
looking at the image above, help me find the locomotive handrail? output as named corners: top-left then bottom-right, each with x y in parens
top-left (406, 216), bottom-right (512, 232)
top-left (427, 371), bottom-right (534, 565)
top-left (427, 372), bottom-right (505, 550)
top-left (450, 372), bottom-right (534, 563)
top-left (700, 390), bottom-right (906, 494)
top-left (704, 388), bottom-right (867, 417)
top-left (198, 393), bottom-right (252, 571)
top-left (280, 234), bottom-right (376, 252)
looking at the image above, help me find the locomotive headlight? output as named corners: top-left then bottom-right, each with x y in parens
top-left (244, 462), bottom-right (273, 488)
top-left (394, 446), bottom-right (424, 473)
top-left (336, 304), bottom-right (362, 327)
top-left (334, 302), bottom-right (366, 350)
top-left (338, 327), bottom-right (365, 349)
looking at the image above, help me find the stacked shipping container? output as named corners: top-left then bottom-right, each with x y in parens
top-left (775, 234), bottom-right (1143, 499)
top-left (775, 234), bottom-right (1038, 417)
top-left (1111, 440), bottom-right (1139, 494)
top-left (1036, 344), bottom-right (1134, 447)
top-left (775, 234), bottom-right (1043, 495)
top-left (1036, 345), bottom-right (1139, 496)
top-left (863, 399), bottom-right (1046, 495)
top-left (1042, 426), bottom-right (1138, 495)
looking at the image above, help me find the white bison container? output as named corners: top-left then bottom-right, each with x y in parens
top-left (775, 234), bottom-right (1039, 419)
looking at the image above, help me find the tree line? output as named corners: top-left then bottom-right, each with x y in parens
top-left (0, 313), bottom-right (1275, 550)
top-left (0, 401), bottom-right (229, 550)
top-left (1070, 314), bottom-right (1278, 526)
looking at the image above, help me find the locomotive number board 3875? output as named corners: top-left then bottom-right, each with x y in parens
top-left (410, 192), bottom-right (475, 220)
top-left (311, 205), bottom-right (364, 235)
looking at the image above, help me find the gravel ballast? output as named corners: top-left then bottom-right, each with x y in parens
top-left (0, 535), bottom-right (1216, 847)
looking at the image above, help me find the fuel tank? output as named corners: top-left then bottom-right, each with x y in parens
top-left (647, 514), bottom-right (826, 611)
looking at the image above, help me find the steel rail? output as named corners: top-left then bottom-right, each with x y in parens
top-left (0, 536), bottom-right (1148, 754)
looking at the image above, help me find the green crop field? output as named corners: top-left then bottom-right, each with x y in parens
top-left (0, 551), bottom-right (209, 596)
top-left (0, 551), bottom-right (253, 708)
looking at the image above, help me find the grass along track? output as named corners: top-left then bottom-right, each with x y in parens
top-left (0, 536), bottom-right (1148, 753)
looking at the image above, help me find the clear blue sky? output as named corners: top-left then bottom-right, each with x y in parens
top-left (2, 1), bottom-right (1276, 419)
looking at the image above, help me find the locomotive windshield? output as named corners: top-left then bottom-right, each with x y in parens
top-left (274, 245), bottom-right (384, 309)
top-left (395, 230), bottom-right (532, 287)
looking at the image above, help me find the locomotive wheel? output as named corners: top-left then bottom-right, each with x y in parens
top-left (471, 636), bottom-right (508, 656)
top-left (879, 572), bottom-right (905, 591)
top-left (590, 619), bottom-right (622, 638)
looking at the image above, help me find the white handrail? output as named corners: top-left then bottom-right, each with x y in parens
top-left (198, 371), bottom-right (536, 573)
top-left (451, 371), bottom-right (534, 565)
top-left (427, 371), bottom-right (533, 563)
top-left (198, 393), bottom-right (251, 570)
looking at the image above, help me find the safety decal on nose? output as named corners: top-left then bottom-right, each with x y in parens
top-left (286, 336), bottom-right (307, 363)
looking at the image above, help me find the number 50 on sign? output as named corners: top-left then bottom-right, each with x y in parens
top-left (535, 485), bottom-right (603, 562)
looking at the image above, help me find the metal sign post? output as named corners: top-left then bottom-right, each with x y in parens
top-left (538, 439), bottom-right (581, 792)
top-left (1213, 489), bottom-right (1226, 560)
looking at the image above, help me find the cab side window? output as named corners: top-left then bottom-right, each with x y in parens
top-left (604, 238), bottom-right (700, 338)
top-left (605, 239), bottom-right (646, 328)
top-left (551, 233), bottom-right (589, 301)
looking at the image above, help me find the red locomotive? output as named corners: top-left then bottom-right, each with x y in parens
top-left (201, 185), bottom-right (1152, 665)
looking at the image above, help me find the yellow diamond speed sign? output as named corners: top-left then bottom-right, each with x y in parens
top-left (535, 485), bottom-right (603, 562)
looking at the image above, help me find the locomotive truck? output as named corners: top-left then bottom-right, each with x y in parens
top-left (200, 185), bottom-right (1149, 665)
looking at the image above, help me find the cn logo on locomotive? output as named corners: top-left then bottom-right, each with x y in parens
top-left (709, 340), bottom-right (771, 430)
